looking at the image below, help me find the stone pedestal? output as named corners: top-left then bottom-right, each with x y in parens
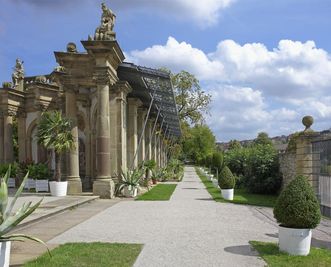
top-left (65, 89), bottom-right (82, 194)
top-left (93, 179), bottom-right (115, 199)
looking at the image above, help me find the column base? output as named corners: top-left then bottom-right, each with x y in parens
top-left (67, 178), bottom-right (82, 195)
top-left (93, 179), bottom-right (115, 199)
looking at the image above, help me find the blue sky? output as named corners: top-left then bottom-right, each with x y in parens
top-left (1, 0), bottom-right (331, 141)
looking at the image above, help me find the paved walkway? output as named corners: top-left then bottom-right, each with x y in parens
top-left (49, 167), bottom-right (281, 267)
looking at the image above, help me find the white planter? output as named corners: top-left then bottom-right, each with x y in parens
top-left (0, 241), bottom-right (11, 267)
top-left (24, 178), bottom-right (36, 190)
top-left (123, 186), bottom-right (138, 198)
top-left (7, 178), bottom-right (15, 188)
top-left (212, 179), bottom-right (218, 187)
top-left (279, 226), bottom-right (312, 256)
top-left (221, 188), bottom-right (234, 200)
top-left (35, 180), bottom-right (49, 192)
top-left (49, 181), bottom-right (67, 197)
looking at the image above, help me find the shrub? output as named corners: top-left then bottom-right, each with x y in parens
top-left (212, 151), bottom-right (224, 174)
top-left (244, 144), bottom-right (282, 194)
top-left (224, 148), bottom-right (249, 177)
top-left (273, 175), bottom-right (321, 229)
top-left (218, 166), bottom-right (235, 189)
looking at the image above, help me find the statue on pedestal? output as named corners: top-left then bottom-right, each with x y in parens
top-left (94, 2), bottom-right (116, 41)
top-left (12, 58), bottom-right (24, 88)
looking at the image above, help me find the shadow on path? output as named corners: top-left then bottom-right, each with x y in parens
top-left (224, 245), bottom-right (259, 256)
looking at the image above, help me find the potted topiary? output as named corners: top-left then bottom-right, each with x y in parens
top-left (37, 111), bottom-right (74, 197)
top-left (218, 166), bottom-right (235, 200)
top-left (273, 175), bottom-right (321, 255)
top-left (35, 163), bottom-right (50, 192)
top-left (0, 166), bottom-right (49, 267)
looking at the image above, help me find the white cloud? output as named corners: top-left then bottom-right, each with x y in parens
top-left (113, 0), bottom-right (235, 27)
top-left (126, 37), bottom-right (331, 141)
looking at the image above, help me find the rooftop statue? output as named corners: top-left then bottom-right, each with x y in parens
top-left (12, 58), bottom-right (24, 87)
top-left (94, 2), bottom-right (116, 41)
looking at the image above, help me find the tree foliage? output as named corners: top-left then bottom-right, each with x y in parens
top-left (228, 139), bottom-right (242, 150)
top-left (171, 70), bottom-right (211, 124)
top-left (37, 111), bottom-right (74, 182)
top-left (254, 132), bottom-right (272, 146)
top-left (182, 124), bottom-right (215, 163)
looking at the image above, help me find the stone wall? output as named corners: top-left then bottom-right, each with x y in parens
top-left (279, 152), bottom-right (296, 188)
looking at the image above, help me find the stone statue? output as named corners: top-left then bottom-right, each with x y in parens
top-left (12, 58), bottom-right (24, 87)
top-left (94, 2), bottom-right (116, 41)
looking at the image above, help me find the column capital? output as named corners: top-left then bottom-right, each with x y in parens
top-left (127, 97), bottom-right (143, 108)
top-left (93, 66), bottom-right (117, 86)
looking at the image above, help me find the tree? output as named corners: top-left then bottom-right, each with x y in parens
top-left (37, 111), bottom-right (74, 182)
top-left (254, 132), bottom-right (272, 146)
top-left (182, 124), bottom-right (215, 162)
top-left (228, 139), bottom-right (242, 150)
top-left (171, 70), bottom-right (211, 124)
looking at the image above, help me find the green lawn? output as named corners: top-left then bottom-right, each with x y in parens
top-left (136, 184), bottom-right (177, 201)
top-left (196, 168), bottom-right (277, 207)
top-left (250, 241), bottom-right (331, 267)
top-left (24, 242), bottom-right (143, 267)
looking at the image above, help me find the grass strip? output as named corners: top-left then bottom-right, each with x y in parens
top-left (250, 241), bottom-right (331, 267)
top-left (196, 167), bottom-right (277, 207)
top-left (136, 184), bottom-right (177, 201)
top-left (24, 242), bottom-right (143, 267)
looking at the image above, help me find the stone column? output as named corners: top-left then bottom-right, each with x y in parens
top-left (17, 114), bottom-right (27, 163)
top-left (65, 89), bottom-right (82, 194)
top-left (127, 98), bottom-right (142, 170)
top-left (3, 114), bottom-right (14, 163)
top-left (109, 82), bottom-right (131, 178)
top-left (0, 113), bottom-right (4, 164)
top-left (93, 70), bottom-right (115, 199)
top-left (295, 116), bottom-right (320, 193)
top-left (137, 108), bottom-right (147, 165)
top-left (145, 120), bottom-right (153, 161)
top-left (152, 125), bottom-right (158, 165)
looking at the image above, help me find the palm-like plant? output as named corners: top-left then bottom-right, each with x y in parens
top-left (36, 111), bottom-right (74, 182)
top-left (143, 160), bottom-right (156, 179)
top-left (0, 166), bottom-right (49, 253)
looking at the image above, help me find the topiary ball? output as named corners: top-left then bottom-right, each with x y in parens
top-left (273, 175), bottom-right (321, 229)
top-left (218, 166), bottom-right (235, 189)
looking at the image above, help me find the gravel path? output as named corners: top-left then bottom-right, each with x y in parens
top-left (50, 167), bottom-right (279, 267)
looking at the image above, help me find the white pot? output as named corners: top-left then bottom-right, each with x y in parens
top-left (7, 178), bottom-right (15, 188)
top-left (123, 186), bottom-right (138, 198)
top-left (279, 226), bottom-right (312, 256)
top-left (212, 179), bottom-right (218, 187)
top-left (49, 181), bottom-right (68, 197)
top-left (36, 180), bottom-right (49, 192)
top-left (221, 188), bottom-right (234, 200)
top-left (0, 241), bottom-right (11, 267)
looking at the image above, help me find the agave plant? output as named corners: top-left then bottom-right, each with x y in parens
top-left (0, 166), bottom-right (49, 254)
top-left (117, 166), bottom-right (145, 193)
top-left (152, 167), bottom-right (168, 182)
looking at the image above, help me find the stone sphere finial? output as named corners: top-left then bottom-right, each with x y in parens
top-left (302, 115), bottom-right (314, 132)
top-left (66, 42), bottom-right (77, 53)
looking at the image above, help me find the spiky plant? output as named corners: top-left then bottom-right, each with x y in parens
top-left (0, 166), bottom-right (49, 254)
top-left (117, 166), bottom-right (145, 193)
top-left (37, 111), bottom-right (74, 182)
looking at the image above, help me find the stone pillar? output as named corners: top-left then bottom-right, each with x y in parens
top-left (152, 125), bottom-right (158, 165)
top-left (0, 114), bottom-right (4, 164)
top-left (295, 116), bottom-right (320, 193)
top-left (93, 71), bottom-right (115, 199)
top-left (137, 108), bottom-right (147, 165)
top-left (109, 82), bottom-right (131, 178)
top-left (127, 98), bottom-right (142, 170)
top-left (17, 114), bottom-right (27, 163)
top-left (145, 120), bottom-right (153, 161)
top-left (65, 89), bottom-right (82, 194)
top-left (3, 114), bottom-right (14, 163)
